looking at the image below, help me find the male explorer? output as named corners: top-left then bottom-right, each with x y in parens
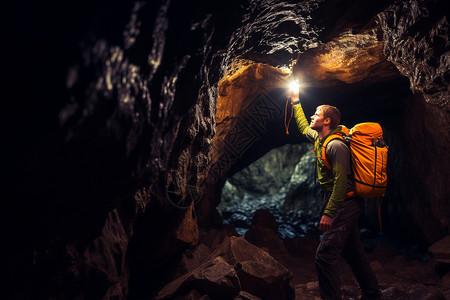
top-left (290, 90), bottom-right (381, 300)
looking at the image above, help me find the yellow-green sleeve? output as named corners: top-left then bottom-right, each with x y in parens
top-left (293, 102), bottom-right (318, 142)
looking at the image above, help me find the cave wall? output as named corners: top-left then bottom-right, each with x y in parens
top-left (4, 0), bottom-right (449, 299)
top-left (5, 0), bottom-right (246, 298)
top-left (377, 0), bottom-right (450, 242)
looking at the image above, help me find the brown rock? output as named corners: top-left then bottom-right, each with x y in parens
top-left (157, 236), bottom-right (293, 300)
top-left (370, 261), bottom-right (384, 273)
top-left (441, 272), bottom-right (450, 291)
top-left (155, 256), bottom-right (241, 300)
top-left (293, 27), bottom-right (400, 86)
top-left (429, 236), bottom-right (450, 264)
top-left (212, 236), bottom-right (294, 300)
top-left (245, 225), bottom-right (290, 264)
top-left (175, 202), bottom-right (199, 245)
top-left (180, 244), bottom-right (212, 274)
top-left (250, 209), bottom-right (278, 232)
top-left (199, 227), bottom-right (239, 252)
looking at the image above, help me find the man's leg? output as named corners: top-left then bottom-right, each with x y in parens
top-left (342, 219), bottom-right (381, 299)
top-left (315, 197), bottom-right (363, 300)
top-left (315, 228), bottom-right (344, 299)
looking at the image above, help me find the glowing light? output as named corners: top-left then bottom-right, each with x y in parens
top-left (288, 80), bottom-right (300, 92)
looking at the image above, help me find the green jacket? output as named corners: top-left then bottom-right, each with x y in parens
top-left (293, 102), bottom-right (352, 218)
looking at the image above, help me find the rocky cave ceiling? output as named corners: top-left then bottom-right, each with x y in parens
top-left (4, 0), bottom-right (450, 299)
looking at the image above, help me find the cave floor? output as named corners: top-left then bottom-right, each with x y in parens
top-left (285, 240), bottom-right (449, 300)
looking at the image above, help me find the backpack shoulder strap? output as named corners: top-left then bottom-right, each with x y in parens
top-left (319, 134), bottom-right (344, 169)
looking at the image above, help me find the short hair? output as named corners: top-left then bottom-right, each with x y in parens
top-left (318, 105), bottom-right (341, 130)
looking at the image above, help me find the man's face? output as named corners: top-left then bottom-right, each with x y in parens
top-left (310, 107), bottom-right (328, 131)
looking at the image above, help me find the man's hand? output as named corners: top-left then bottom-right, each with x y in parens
top-left (290, 89), bottom-right (300, 102)
top-left (318, 215), bottom-right (333, 232)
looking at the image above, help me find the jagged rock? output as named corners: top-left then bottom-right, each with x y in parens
top-left (175, 202), bottom-right (199, 245)
top-left (378, 0), bottom-right (450, 110)
top-left (370, 261), bottom-right (384, 273)
top-left (212, 236), bottom-right (294, 300)
top-left (245, 225), bottom-right (291, 265)
top-left (157, 236), bottom-right (293, 300)
top-left (176, 244), bottom-right (211, 277)
top-left (244, 210), bottom-right (291, 264)
top-left (199, 227), bottom-right (240, 252)
top-left (155, 256), bottom-right (241, 300)
top-left (250, 209), bottom-right (279, 232)
top-left (293, 26), bottom-right (400, 86)
top-left (429, 235), bottom-right (450, 264)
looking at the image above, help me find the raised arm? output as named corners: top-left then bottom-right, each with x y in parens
top-left (291, 92), bottom-right (318, 143)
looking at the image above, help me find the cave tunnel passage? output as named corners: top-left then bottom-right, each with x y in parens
top-left (218, 142), bottom-right (322, 239)
top-left (214, 71), bottom-right (417, 244)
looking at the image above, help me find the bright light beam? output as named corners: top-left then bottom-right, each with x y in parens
top-left (289, 80), bottom-right (300, 93)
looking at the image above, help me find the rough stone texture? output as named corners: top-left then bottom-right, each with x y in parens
top-left (175, 202), bottom-right (200, 245)
top-left (157, 235), bottom-right (294, 300)
top-left (293, 25), bottom-right (401, 86)
top-left (154, 256), bottom-right (241, 300)
top-left (213, 236), bottom-right (294, 300)
top-left (378, 0), bottom-right (450, 111)
top-left (63, 209), bottom-right (130, 299)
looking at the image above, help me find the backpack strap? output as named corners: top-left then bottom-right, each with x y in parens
top-left (315, 134), bottom-right (344, 169)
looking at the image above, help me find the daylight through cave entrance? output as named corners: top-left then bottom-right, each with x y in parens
top-left (218, 142), bottom-right (323, 239)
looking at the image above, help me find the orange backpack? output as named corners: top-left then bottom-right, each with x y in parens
top-left (320, 122), bottom-right (388, 199)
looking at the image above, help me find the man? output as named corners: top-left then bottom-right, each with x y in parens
top-left (291, 90), bottom-right (381, 300)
